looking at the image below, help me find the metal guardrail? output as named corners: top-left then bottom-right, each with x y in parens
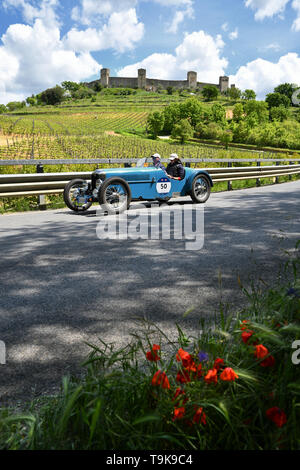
top-left (0, 159), bottom-right (300, 199)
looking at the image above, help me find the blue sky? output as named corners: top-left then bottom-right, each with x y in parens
top-left (1, 0), bottom-right (300, 104)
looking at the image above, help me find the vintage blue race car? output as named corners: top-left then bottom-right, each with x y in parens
top-left (63, 157), bottom-right (213, 213)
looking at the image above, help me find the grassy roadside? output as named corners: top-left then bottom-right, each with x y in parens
top-left (0, 242), bottom-right (299, 450)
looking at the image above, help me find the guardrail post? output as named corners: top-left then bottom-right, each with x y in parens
top-left (227, 162), bottom-right (232, 191)
top-left (275, 161), bottom-right (279, 184)
top-left (256, 161), bottom-right (261, 187)
top-left (185, 162), bottom-right (190, 168)
top-left (289, 161), bottom-right (292, 181)
top-left (124, 163), bottom-right (132, 168)
top-left (36, 164), bottom-right (46, 210)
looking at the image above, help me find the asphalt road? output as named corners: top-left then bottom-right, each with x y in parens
top-left (1, 181), bottom-right (300, 405)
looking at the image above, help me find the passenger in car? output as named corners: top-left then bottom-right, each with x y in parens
top-left (166, 154), bottom-right (185, 180)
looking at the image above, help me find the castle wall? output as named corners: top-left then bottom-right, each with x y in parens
top-left (109, 77), bottom-right (138, 88)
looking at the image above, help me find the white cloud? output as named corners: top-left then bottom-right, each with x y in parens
top-left (3, 0), bottom-right (59, 27)
top-left (64, 9), bottom-right (144, 53)
top-left (166, 3), bottom-right (194, 33)
top-left (0, 19), bottom-right (100, 104)
top-left (118, 30), bottom-right (228, 84)
top-left (221, 22), bottom-right (229, 32)
top-left (245, 0), bottom-right (289, 20)
top-left (292, 0), bottom-right (300, 30)
top-left (71, 0), bottom-right (138, 26)
top-left (230, 52), bottom-right (300, 99)
top-left (229, 28), bottom-right (239, 40)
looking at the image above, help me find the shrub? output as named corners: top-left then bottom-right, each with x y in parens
top-left (202, 85), bottom-right (219, 101)
top-left (171, 118), bottom-right (194, 143)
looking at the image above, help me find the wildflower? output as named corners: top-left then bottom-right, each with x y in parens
top-left (241, 330), bottom-right (254, 344)
top-left (204, 368), bottom-right (218, 384)
top-left (176, 348), bottom-right (193, 368)
top-left (254, 344), bottom-right (269, 359)
top-left (213, 358), bottom-right (225, 371)
top-left (172, 407), bottom-right (186, 421)
top-left (176, 370), bottom-right (191, 384)
top-left (220, 367), bottom-right (239, 381)
top-left (198, 351), bottom-right (209, 362)
top-left (151, 370), bottom-right (170, 389)
top-left (146, 344), bottom-right (161, 362)
top-left (266, 407), bottom-right (287, 428)
top-left (193, 407), bottom-right (207, 425)
top-left (260, 355), bottom-right (275, 367)
top-left (240, 320), bottom-right (250, 331)
top-left (172, 388), bottom-right (188, 405)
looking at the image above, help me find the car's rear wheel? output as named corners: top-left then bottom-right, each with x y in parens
top-left (64, 179), bottom-right (92, 212)
top-left (190, 174), bottom-right (211, 203)
top-left (98, 177), bottom-right (131, 214)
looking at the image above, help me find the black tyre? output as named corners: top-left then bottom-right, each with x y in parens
top-left (98, 177), bottom-right (131, 214)
top-left (190, 174), bottom-right (211, 203)
top-left (63, 179), bottom-right (92, 212)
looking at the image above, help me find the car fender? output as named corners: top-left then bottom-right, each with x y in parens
top-left (186, 170), bottom-right (213, 191)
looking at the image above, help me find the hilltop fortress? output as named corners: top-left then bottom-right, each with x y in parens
top-left (88, 68), bottom-right (234, 93)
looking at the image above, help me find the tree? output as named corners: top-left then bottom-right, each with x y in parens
top-left (219, 130), bottom-right (233, 149)
top-left (244, 100), bottom-right (269, 123)
top-left (265, 92), bottom-right (290, 109)
top-left (233, 103), bottom-right (244, 122)
top-left (0, 104), bottom-right (7, 114)
top-left (179, 98), bottom-right (209, 128)
top-left (228, 87), bottom-right (241, 100)
top-left (242, 89), bottom-right (256, 101)
top-left (202, 85), bottom-right (219, 101)
top-left (162, 103), bottom-right (181, 133)
top-left (211, 103), bottom-right (226, 126)
top-left (171, 118), bottom-right (193, 144)
top-left (61, 81), bottom-right (81, 94)
top-left (40, 86), bottom-right (65, 105)
top-left (147, 111), bottom-right (164, 139)
top-left (166, 86), bottom-right (175, 95)
top-left (270, 105), bottom-right (290, 122)
top-left (26, 96), bottom-right (36, 106)
top-left (274, 83), bottom-right (298, 102)
top-left (6, 101), bottom-right (25, 111)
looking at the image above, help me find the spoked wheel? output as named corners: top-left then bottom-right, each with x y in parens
top-left (98, 177), bottom-right (131, 214)
top-left (63, 179), bottom-right (92, 212)
top-left (190, 174), bottom-right (211, 203)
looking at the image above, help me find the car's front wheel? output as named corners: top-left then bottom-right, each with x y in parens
top-left (63, 179), bottom-right (92, 212)
top-left (98, 177), bottom-right (131, 214)
top-left (190, 174), bottom-right (211, 203)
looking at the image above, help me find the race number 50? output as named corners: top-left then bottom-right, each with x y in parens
top-left (156, 178), bottom-right (171, 194)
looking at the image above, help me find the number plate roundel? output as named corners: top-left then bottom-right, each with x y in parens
top-left (156, 177), bottom-right (171, 194)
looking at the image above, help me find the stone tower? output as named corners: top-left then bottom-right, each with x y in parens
top-left (219, 76), bottom-right (229, 93)
top-left (187, 71), bottom-right (197, 89)
top-left (138, 69), bottom-right (146, 89)
top-left (101, 68), bottom-right (110, 87)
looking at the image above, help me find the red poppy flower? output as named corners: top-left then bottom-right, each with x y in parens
top-left (266, 407), bottom-right (287, 428)
top-left (172, 387), bottom-right (188, 405)
top-left (241, 330), bottom-right (254, 344)
top-left (193, 407), bottom-right (207, 425)
top-left (213, 358), bottom-right (225, 370)
top-left (240, 320), bottom-right (250, 331)
top-left (176, 348), bottom-right (193, 368)
top-left (146, 344), bottom-right (161, 362)
top-left (260, 355), bottom-right (275, 367)
top-left (151, 370), bottom-right (170, 389)
top-left (204, 368), bottom-right (218, 384)
top-left (176, 370), bottom-right (191, 384)
top-left (172, 407), bottom-right (186, 421)
top-left (254, 344), bottom-right (269, 359)
top-left (220, 367), bottom-right (239, 381)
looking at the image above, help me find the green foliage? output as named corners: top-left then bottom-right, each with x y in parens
top-left (244, 100), bottom-right (269, 124)
top-left (266, 92), bottom-right (290, 109)
top-left (242, 89), bottom-right (256, 101)
top-left (171, 118), bottom-right (194, 143)
top-left (274, 83), bottom-right (298, 102)
top-left (61, 81), bottom-right (81, 94)
top-left (6, 101), bottom-right (26, 111)
top-left (40, 86), bottom-right (65, 106)
top-left (195, 122), bottom-right (222, 140)
top-left (26, 96), bottom-right (36, 107)
top-left (202, 85), bottom-right (219, 101)
top-left (211, 103), bottom-right (227, 127)
top-left (166, 86), bottom-right (175, 95)
top-left (147, 111), bottom-right (165, 138)
top-left (228, 87), bottom-right (241, 100)
top-left (0, 104), bottom-right (7, 114)
top-left (270, 106), bottom-right (291, 122)
top-left (232, 103), bottom-right (244, 122)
